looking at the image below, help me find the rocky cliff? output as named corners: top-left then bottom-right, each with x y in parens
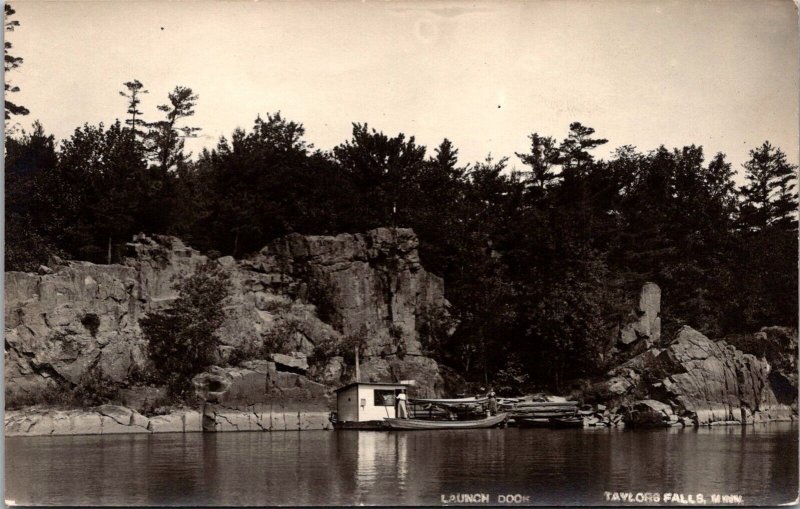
top-left (5, 228), bottom-right (452, 408)
top-left (601, 326), bottom-right (797, 425)
top-left (573, 283), bottom-right (798, 426)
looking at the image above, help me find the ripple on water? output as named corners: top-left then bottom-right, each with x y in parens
top-left (5, 424), bottom-right (798, 506)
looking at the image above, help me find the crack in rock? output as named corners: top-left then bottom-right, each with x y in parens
top-left (215, 412), bottom-right (240, 431)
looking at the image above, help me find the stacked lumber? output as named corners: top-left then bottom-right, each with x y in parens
top-left (507, 400), bottom-right (580, 427)
top-left (510, 401), bottom-right (579, 419)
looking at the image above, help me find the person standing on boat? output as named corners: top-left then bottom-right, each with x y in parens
top-left (487, 391), bottom-right (498, 416)
top-left (396, 391), bottom-right (409, 419)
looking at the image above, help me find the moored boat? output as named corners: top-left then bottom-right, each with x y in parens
top-left (548, 416), bottom-right (584, 428)
top-left (382, 413), bottom-right (509, 430)
top-left (515, 415), bottom-right (584, 428)
top-left (332, 381), bottom-right (506, 430)
top-left (514, 417), bottom-right (551, 428)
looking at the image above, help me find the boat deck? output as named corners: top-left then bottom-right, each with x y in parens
top-left (334, 413), bottom-right (509, 431)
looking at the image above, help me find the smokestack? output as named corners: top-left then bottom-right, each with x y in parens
top-left (355, 346), bottom-right (360, 382)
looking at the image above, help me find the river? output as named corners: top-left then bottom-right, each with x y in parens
top-left (5, 424), bottom-right (797, 506)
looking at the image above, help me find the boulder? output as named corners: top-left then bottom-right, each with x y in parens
top-left (623, 400), bottom-right (672, 427)
top-left (605, 371), bottom-right (639, 396)
top-left (271, 352), bottom-right (309, 373)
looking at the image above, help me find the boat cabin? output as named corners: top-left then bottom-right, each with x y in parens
top-left (334, 382), bottom-right (410, 423)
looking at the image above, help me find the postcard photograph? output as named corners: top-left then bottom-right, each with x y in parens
top-left (2, 0), bottom-right (799, 506)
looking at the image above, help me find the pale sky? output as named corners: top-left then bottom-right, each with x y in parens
top-left (5, 0), bottom-right (799, 178)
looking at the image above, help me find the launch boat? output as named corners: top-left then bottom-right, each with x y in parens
top-left (382, 413), bottom-right (508, 430)
top-left (331, 382), bottom-right (508, 430)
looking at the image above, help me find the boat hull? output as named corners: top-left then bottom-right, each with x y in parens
top-left (381, 413), bottom-right (508, 430)
top-left (333, 420), bottom-right (391, 430)
top-left (515, 416), bottom-right (584, 428)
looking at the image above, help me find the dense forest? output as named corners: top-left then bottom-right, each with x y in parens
top-left (4, 7), bottom-right (797, 391)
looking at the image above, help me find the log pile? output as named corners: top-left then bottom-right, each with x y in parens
top-left (503, 398), bottom-right (581, 427)
top-left (510, 401), bottom-right (579, 419)
top-left (501, 396), bottom-right (695, 428)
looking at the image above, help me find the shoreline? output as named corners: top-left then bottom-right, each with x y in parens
top-left (5, 404), bottom-right (795, 437)
top-left (4, 404), bottom-right (334, 437)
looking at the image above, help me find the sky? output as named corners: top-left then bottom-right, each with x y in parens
top-left (5, 0), bottom-right (799, 180)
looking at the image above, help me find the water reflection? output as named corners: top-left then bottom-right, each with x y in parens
top-left (355, 433), bottom-right (380, 494)
top-left (5, 424), bottom-right (797, 506)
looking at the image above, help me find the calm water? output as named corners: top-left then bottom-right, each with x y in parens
top-left (5, 424), bottom-right (798, 506)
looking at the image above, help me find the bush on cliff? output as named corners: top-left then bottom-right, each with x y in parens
top-left (308, 324), bottom-right (369, 367)
top-left (225, 318), bottom-right (297, 367)
top-left (72, 364), bottom-right (121, 406)
top-left (140, 261), bottom-right (231, 397)
top-left (5, 364), bottom-right (120, 410)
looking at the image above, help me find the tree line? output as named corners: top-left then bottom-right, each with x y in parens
top-left (5, 56), bottom-right (797, 389)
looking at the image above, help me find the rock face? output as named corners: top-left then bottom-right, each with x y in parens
top-left (5, 264), bottom-right (146, 397)
top-left (5, 229), bottom-right (451, 404)
top-left (3, 405), bottom-right (203, 436)
top-left (3, 401), bottom-right (332, 436)
top-left (244, 228), bottom-right (447, 357)
top-left (607, 326), bottom-right (795, 425)
top-left (752, 326), bottom-right (798, 405)
top-left (191, 361), bottom-right (333, 431)
top-left (192, 360), bottom-right (330, 407)
top-left (622, 400), bottom-right (687, 428)
top-left (237, 227), bottom-right (450, 395)
top-left (358, 355), bottom-right (445, 398)
top-left (618, 282), bottom-right (661, 347)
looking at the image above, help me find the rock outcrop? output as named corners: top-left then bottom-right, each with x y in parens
top-left (4, 403), bottom-right (333, 436)
top-left (191, 360), bottom-right (333, 431)
top-left (5, 228), bottom-right (451, 406)
top-left (605, 326), bottom-right (795, 425)
top-left (617, 282), bottom-right (661, 347)
top-left (191, 360), bottom-right (330, 408)
top-left (4, 405), bottom-right (203, 436)
top-left (243, 228), bottom-right (447, 358)
top-left (5, 263), bottom-right (147, 397)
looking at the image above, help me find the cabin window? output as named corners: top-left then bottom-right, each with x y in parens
top-left (374, 389), bottom-right (396, 406)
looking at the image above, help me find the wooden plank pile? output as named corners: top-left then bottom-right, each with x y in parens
top-left (510, 401), bottom-right (579, 419)
top-left (504, 398), bottom-right (582, 427)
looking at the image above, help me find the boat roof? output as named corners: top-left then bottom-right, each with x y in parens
top-left (409, 397), bottom-right (489, 407)
top-left (334, 381), bottom-right (410, 393)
